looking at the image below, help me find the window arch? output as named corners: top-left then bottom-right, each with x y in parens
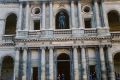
top-left (5, 13), bottom-right (17, 35)
top-left (1, 56), bottom-right (14, 80)
top-left (55, 10), bottom-right (69, 29)
top-left (108, 10), bottom-right (120, 31)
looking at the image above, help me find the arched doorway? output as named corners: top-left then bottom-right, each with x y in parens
top-left (114, 53), bottom-right (120, 80)
top-left (56, 10), bottom-right (69, 29)
top-left (5, 13), bottom-right (17, 35)
top-left (57, 53), bottom-right (70, 80)
top-left (1, 56), bottom-right (14, 80)
top-left (108, 10), bottom-right (120, 32)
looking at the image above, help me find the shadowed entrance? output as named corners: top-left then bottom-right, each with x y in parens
top-left (57, 53), bottom-right (70, 80)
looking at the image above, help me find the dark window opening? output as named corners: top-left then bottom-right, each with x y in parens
top-left (34, 8), bottom-right (40, 14)
top-left (5, 13), bottom-right (17, 35)
top-left (89, 65), bottom-right (96, 80)
top-left (56, 10), bottom-right (69, 29)
top-left (34, 20), bottom-right (40, 30)
top-left (32, 67), bottom-right (38, 80)
top-left (108, 10), bottom-right (120, 31)
top-left (84, 18), bottom-right (92, 28)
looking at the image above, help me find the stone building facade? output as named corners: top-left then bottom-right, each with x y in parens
top-left (0, 0), bottom-right (120, 80)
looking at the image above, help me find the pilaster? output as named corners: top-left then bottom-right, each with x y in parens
top-left (49, 46), bottom-right (54, 80)
top-left (22, 47), bottom-right (28, 80)
top-left (99, 45), bottom-right (107, 80)
top-left (107, 46), bottom-right (115, 80)
top-left (71, 1), bottom-right (75, 29)
top-left (14, 48), bottom-right (20, 80)
top-left (25, 2), bottom-right (30, 30)
top-left (73, 46), bottom-right (79, 80)
top-left (41, 47), bottom-right (46, 80)
top-left (81, 46), bottom-right (87, 80)
top-left (42, 2), bottom-right (46, 30)
top-left (49, 2), bottom-right (53, 30)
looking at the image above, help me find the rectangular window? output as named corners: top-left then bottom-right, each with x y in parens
top-left (34, 20), bottom-right (40, 30)
top-left (84, 18), bottom-right (92, 28)
top-left (32, 67), bottom-right (38, 80)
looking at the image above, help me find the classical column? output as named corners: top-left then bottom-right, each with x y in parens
top-left (49, 47), bottom-right (54, 80)
top-left (73, 46), bottom-right (79, 80)
top-left (22, 48), bottom-right (27, 80)
top-left (14, 48), bottom-right (20, 80)
top-left (41, 47), bottom-right (46, 80)
top-left (49, 2), bottom-right (53, 29)
top-left (0, 19), bottom-right (5, 41)
top-left (71, 1), bottom-right (75, 28)
top-left (94, 1), bottom-right (101, 28)
top-left (78, 1), bottom-right (84, 29)
top-left (25, 2), bottom-right (30, 30)
top-left (81, 46), bottom-right (87, 80)
top-left (42, 2), bottom-right (46, 30)
top-left (38, 48), bottom-right (41, 80)
top-left (17, 3), bottom-right (23, 30)
top-left (27, 48), bottom-right (31, 80)
top-left (107, 46), bottom-right (115, 80)
top-left (99, 45), bottom-right (107, 80)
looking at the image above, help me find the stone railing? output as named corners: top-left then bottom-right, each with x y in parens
top-left (2, 35), bottom-right (15, 43)
top-left (28, 30), bottom-right (41, 39)
top-left (53, 29), bottom-right (72, 38)
top-left (111, 32), bottom-right (120, 38)
top-left (84, 28), bottom-right (97, 36)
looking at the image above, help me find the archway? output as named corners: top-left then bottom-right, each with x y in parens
top-left (57, 53), bottom-right (70, 80)
top-left (108, 10), bottom-right (120, 32)
top-left (1, 56), bottom-right (14, 80)
top-left (56, 10), bottom-right (69, 29)
top-left (114, 53), bottom-right (120, 80)
top-left (5, 13), bottom-right (17, 35)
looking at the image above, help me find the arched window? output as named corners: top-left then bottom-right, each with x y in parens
top-left (1, 56), bottom-right (14, 80)
top-left (5, 13), bottom-right (17, 35)
top-left (108, 10), bottom-right (120, 31)
top-left (56, 10), bottom-right (69, 29)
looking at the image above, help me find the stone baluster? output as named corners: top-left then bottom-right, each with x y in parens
top-left (73, 46), bottom-right (79, 80)
top-left (107, 45), bottom-right (115, 80)
top-left (14, 48), bottom-right (20, 80)
top-left (99, 45), bottom-right (107, 80)
top-left (42, 2), bottom-right (46, 30)
top-left (78, 1), bottom-right (84, 29)
top-left (71, 1), bottom-right (75, 28)
top-left (49, 47), bottom-right (54, 80)
top-left (25, 2), bottom-right (30, 30)
top-left (22, 47), bottom-right (28, 80)
top-left (81, 46), bottom-right (87, 80)
top-left (41, 47), bottom-right (46, 80)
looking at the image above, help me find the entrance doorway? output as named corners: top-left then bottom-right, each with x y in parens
top-left (57, 53), bottom-right (70, 80)
top-left (114, 53), bottom-right (120, 80)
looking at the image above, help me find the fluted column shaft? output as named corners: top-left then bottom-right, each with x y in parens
top-left (41, 47), bottom-right (46, 80)
top-left (50, 2), bottom-right (53, 29)
top-left (14, 48), bottom-right (20, 80)
top-left (22, 48), bottom-right (27, 80)
top-left (25, 2), bottom-right (30, 30)
top-left (107, 46), bottom-right (115, 80)
top-left (42, 2), bottom-right (46, 30)
top-left (81, 46), bottom-right (87, 80)
top-left (17, 3), bottom-right (23, 30)
top-left (94, 1), bottom-right (101, 28)
top-left (73, 46), bottom-right (79, 80)
top-left (49, 47), bottom-right (54, 80)
top-left (71, 1), bottom-right (75, 28)
top-left (78, 1), bottom-right (84, 29)
top-left (99, 46), bottom-right (107, 80)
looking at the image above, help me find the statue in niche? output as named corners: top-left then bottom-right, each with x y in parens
top-left (58, 12), bottom-right (66, 29)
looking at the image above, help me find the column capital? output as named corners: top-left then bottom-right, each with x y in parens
top-left (99, 45), bottom-right (105, 48)
top-left (106, 45), bottom-right (112, 48)
top-left (72, 45), bottom-right (78, 48)
top-left (40, 46), bottom-right (46, 50)
top-left (80, 45), bottom-right (87, 48)
top-left (15, 47), bottom-right (21, 51)
top-left (48, 46), bottom-right (54, 49)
